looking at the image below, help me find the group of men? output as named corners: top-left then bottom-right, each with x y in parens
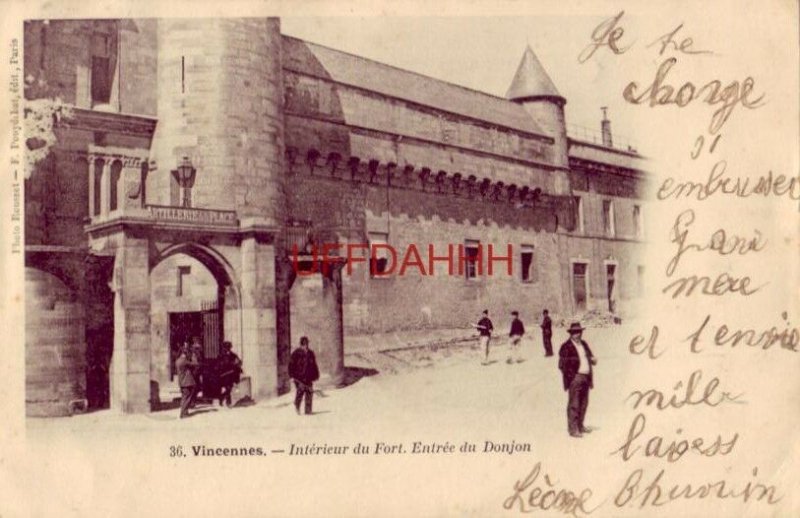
top-left (174, 334), bottom-right (321, 419)
top-left (473, 308), bottom-right (553, 364)
top-left (175, 315), bottom-right (596, 437)
top-left (474, 309), bottom-right (597, 438)
top-left (175, 338), bottom-right (243, 419)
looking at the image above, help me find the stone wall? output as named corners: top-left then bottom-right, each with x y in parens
top-left (24, 19), bottom-right (157, 114)
top-left (150, 18), bottom-right (285, 223)
top-left (286, 170), bottom-right (586, 333)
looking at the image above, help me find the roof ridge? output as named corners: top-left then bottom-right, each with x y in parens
top-left (281, 34), bottom-right (514, 105)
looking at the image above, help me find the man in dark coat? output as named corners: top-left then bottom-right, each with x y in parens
top-left (474, 309), bottom-right (494, 365)
top-left (176, 342), bottom-right (199, 419)
top-left (507, 311), bottom-right (525, 364)
top-left (217, 341), bottom-right (242, 408)
top-left (558, 322), bottom-right (597, 438)
top-left (288, 336), bottom-right (320, 415)
top-left (190, 337), bottom-right (204, 406)
top-left (540, 309), bottom-right (553, 357)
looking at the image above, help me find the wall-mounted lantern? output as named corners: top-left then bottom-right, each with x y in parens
top-left (172, 156), bottom-right (196, 207)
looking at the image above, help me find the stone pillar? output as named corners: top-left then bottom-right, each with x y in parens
top-left (289, 258), bottom-right (345, 388)
top-left (239, 233), bottom-right (278, 400)
top-left (88, 157), bottom-right (96, 217)
top-left (319, 260), bottom-right (345, 387)
top-left (275, 256), bottom-right (296, 395)
top-left (110, 233), bottom-right (151, 413)
top-left (99, 159), bottom-right (110, 217)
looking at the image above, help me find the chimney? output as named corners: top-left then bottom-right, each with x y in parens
top-left (601, 106), bottom-right (613, 147)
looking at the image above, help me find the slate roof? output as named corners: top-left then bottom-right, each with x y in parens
top-left (505, 45), bottom-right (564, 102)
top-left (282, 36), bottom-right (548, 138)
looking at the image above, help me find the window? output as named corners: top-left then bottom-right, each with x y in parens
top-left (574, 196), bottom-right (584, 233)
top-left (633, 205), bottom-right (643, 239)
top-left (464, 240), bottom-right (481, 280)
top-left (603, 200), bottom-right (615, 237)
top-left (520, 245), bottom-right (535, 282)
top-left (176, 266), bottom-right (191, 297)
top-left (368, 232), bottom-right (390, 277)
top-left (92, 158), bottom-right (104, 216)
top-left (572, 262), bottom-right (588, 312)
top-left (606, 263), bottom-right (617, 312)
top-left (109, 160), bottom-right (122, 212)
top-left (90, 33), bottom-right (112, 104)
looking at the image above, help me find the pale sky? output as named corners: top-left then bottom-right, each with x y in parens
top-left (281, 16), bottom-right (641, 150)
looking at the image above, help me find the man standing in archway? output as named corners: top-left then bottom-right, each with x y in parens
top-left (176, 342), bottom-right (199, 419)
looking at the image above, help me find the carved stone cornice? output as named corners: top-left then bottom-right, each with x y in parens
top-left (62, 108), bottom-right (158, 138)
top-left (68, 149), bottom-right (149, 168)
top-left (568, 156), bottom-right (644, 179)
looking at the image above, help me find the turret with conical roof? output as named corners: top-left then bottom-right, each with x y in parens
top-left (506, 45), bottom-right (568, 168)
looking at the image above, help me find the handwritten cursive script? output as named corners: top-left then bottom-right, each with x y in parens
top-left (503, 462), bottom-right (600, 517)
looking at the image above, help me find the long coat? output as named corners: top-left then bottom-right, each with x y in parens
top-left (176, 352), bottom-right (199, 388)
top-left (557, 339), bottom-right (595, 391)
top-left (218, 351), bottom-right (243, 385)
top-left (289, 348), bottom-right (320, 385)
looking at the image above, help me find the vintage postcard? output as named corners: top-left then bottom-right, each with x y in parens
top-left (0, 0), bottom-right (797, 516)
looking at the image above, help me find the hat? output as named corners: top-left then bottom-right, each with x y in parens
top-left (567, 322), bottom-right (585, 334)
top-left (511, 310), bottom-right (519, 316)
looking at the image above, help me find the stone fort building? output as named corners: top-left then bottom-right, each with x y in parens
top-left (23, 18), bottom-right (647, 416)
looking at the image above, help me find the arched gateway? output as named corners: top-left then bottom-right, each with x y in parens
top-left (148, 243), bottom-right (240, 408)
top-left (81, 208), bottom-right (346, 414)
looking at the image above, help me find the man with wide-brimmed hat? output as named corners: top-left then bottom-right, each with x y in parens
top-left (558, 322), bottom-right (597, 438)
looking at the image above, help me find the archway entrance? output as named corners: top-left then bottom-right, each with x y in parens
top-left (149, 244), bottom-right (237, 409)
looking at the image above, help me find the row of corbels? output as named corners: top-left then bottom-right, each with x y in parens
top-left (285, 146), bottom-right (544, 204)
